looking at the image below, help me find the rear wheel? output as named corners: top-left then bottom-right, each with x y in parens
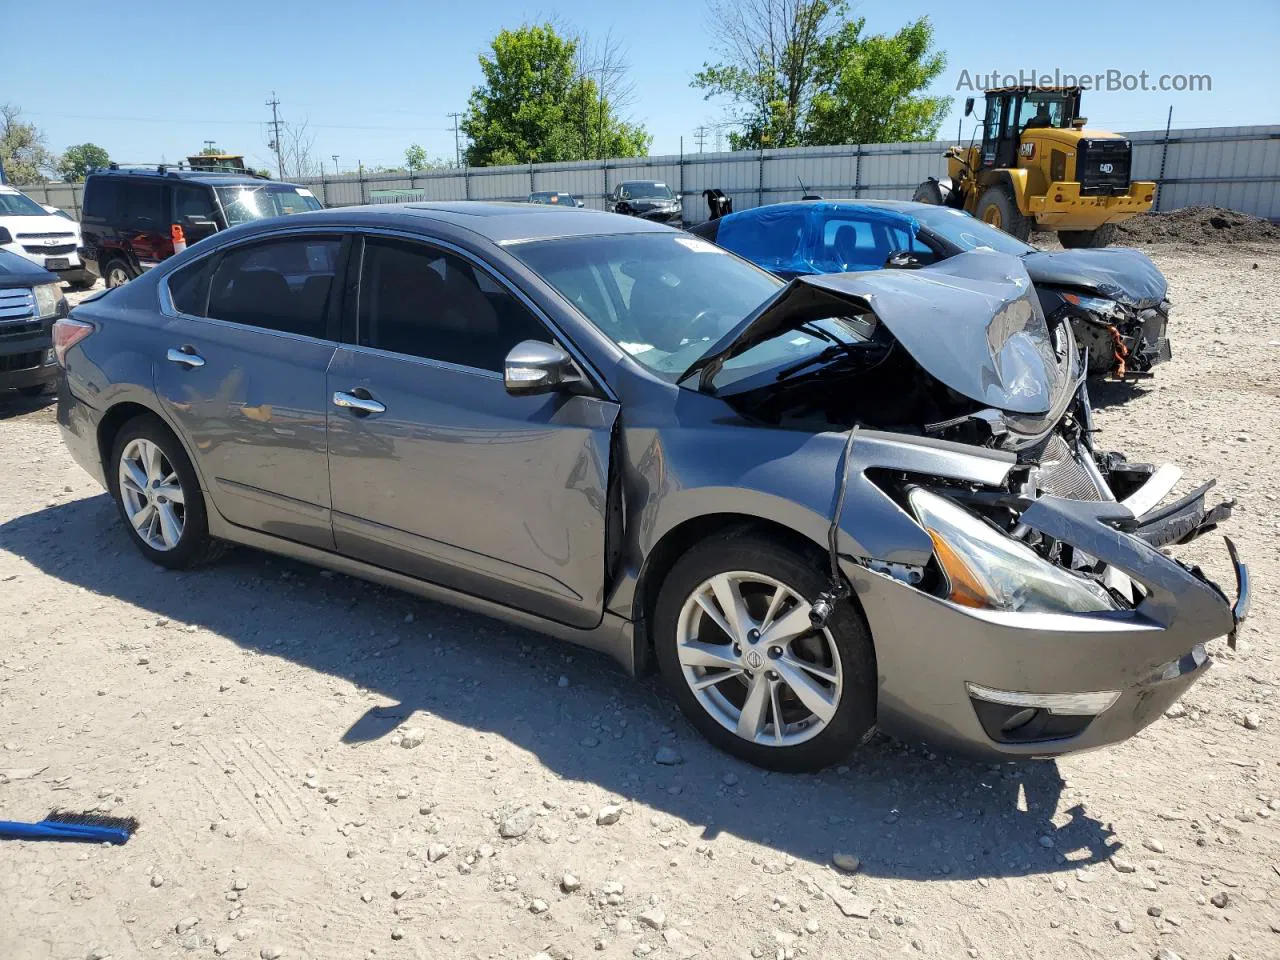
top-left (976, 184), bottom-right (1033, 241)
top-left (1058, 224), bottom-right (1115, 248)
top-left (653, 531), bottom-right (877, 771)
top-left (912, 180), bottom-right (944, 204)
top-left (103, 259), bottom-right (133, 289)
top-left (109, 415), bottom-right (225, 569)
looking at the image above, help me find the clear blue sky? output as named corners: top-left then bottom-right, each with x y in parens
top-left (7, 0), bottom-right (1277, 174)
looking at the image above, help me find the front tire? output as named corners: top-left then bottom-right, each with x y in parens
top-left (912, 179), bottom-right (944, 204)
top-left (103, 258), bottom-right (133, 289)
top-left (108, 414), bottom-right (224, 569)
top-left (976, 184), bottom-right (1034, 241)
top-left (1058, 224), bottom-right (1116, 248)
top-left (653, 531), bottom-right (877, 772)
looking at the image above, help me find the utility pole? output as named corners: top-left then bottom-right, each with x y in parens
top-left (266, 92), bottom-right (284, 180)
top-left (693, 126), bottom-right (707, 153)
top-left (448, 112), bottom-right (463, 167)
top-left (714, 127), bottom-right (724, 152)
top-left (331, 155), bottom-right (339, 176)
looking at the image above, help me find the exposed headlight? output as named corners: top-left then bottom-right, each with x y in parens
top-left (1063, 292), bottom-right (1123, 318)
top-left (908, 487), bottom-right (1119, 614)
top-left (33, 282), bottom-right (63, 319)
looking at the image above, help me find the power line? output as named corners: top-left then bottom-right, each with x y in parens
top-left (265, 93), bottom-right (284, 179)
top-left (693, 126), bottom-right (707, 152)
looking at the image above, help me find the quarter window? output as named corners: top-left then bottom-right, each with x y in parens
top-left (168, 257), bottom-right (215, 316)
top-left (206, 236), bottom-right (341, 339)
top-left (358, 237), bottom-right (549, 372)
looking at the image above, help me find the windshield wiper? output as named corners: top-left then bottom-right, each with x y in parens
top-left (774, 341), bottom-right (862, 381)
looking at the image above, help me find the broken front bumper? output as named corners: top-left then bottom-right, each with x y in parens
top-left (851, 472), bottom-right (1248, 759)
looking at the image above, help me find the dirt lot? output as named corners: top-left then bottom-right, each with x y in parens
top-left (2, 243), bottom-right (1278, 960)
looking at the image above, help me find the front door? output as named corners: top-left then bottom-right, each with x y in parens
top-left (153, 233), bottom-right (346, 549)
top-left (326, 235), bottom-right (619, 628)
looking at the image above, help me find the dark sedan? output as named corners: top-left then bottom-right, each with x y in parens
top-left (607, 180), bottom-right (683, 225)
top-left (55, 203), bottom-right (1246, 770)
top-left (0, 248), bottom-right (66, 397)
top-left (691, 200), bottom-right (1172, 377)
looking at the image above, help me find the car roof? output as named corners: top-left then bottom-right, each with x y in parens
top-left (87, 170), bottom-right (304, 188)
top-left (227, 201), bottom-right (673, 244)
top-left (735, 199), bottom-right (927, 216)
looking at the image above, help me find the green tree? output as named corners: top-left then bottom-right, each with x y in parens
top-left (462, 23), bottom-right (650, 166)
top-left (57, 143), bottom-right (111, 182)
top-left (692, 2), bottom-right (948, 148)
top-left (1, 103), bottom-right (58, 184)
top-left (404, 144), bottom-right (428, 173)
top-left (806, 17), bottom-right (949, 145)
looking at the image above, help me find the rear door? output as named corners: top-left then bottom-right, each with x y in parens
top-left (326, 234), bottom-right (619, 628)
top-left (153, 231), bottom-right (347, 548)
top-left (121, 180), bottom-right (172, 271)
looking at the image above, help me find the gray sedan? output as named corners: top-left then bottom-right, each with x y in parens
top-left (54, 202), bottom-right (1248, 770)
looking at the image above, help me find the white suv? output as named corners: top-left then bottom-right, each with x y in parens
top-left (0, 185), bottom-right (94, 289)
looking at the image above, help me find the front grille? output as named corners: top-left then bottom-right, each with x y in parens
top-left (0, 319), bottom-right (42, 339)
top-left (1076, 138), bottom-right (1132, 196)
top-left (22, 243), bottom-right (77, 256)
top-left (0, 288), bottom-right (36, 321)
top-left (15, 231), bottom-right (76, 240)
top-left (1036, 433), bottom-right (1103, 500)
top-left (0, 351), bottom-right (42, 373)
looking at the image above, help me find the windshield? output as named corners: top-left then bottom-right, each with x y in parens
top-left (0, 190), bottom-right (53, 217)
top-left (913, 206), bottom-right (1035, 257)
top-left (511, 232), bottom-right (783, 381)
top-left (622, 182), bottom-right (673, 200)
top-left (215, 185), bottom-right (322, 226)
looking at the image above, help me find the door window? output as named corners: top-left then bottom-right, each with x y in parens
top-left (122, 182), bottom-right (166, 230)
top-left (206, 236), bottom-right (341, 339)
top-left (357, 237), bottom-right (550, 372)
top-left (173, 186), bottom-right (217, 222)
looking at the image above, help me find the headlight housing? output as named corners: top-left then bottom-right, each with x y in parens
top-left (33, 282), bottom-right (63, 319)
top-left (908, 487), bottom-right (1119, 614)
top-left (1063, 292), bottom-right (1123, 319)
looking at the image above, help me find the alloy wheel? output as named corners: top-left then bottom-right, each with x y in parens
top-left (118, 438), bottom-right (186, 551)
top-left (982, 205), bottom-right (1003, 228)
top-left (106, 264), bottom-right (130, 288)
top-left (675, 571), bottom-right (843, 747)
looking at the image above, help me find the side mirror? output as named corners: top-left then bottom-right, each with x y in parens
top-left (504, 340), bottom-right (584, 396)
top-left (964, 97), bottom-right (975, 117)
top-left (884, 250), bottom-right (928, 270)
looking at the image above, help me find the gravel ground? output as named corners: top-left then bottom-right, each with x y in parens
top-left (1, 245), bottom-right (1278, 960)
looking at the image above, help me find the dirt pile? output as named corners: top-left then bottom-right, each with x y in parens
top-left (1116, 205), bottom-right (1280, 245)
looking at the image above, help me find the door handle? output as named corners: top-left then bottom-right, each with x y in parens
top-left (166, 347), bottom-right (205, 368)
top-left (332, 390), bottom-right (386, 416)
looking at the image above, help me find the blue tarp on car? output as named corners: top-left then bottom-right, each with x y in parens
top-left (713, 201), bottom-right (926, 278)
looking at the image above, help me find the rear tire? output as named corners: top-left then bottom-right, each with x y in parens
top-left (1058, 224), bottom-right (1115, 248)
top-left (103, 258), bottom-right (133, 288)
top-left (976, 184), bottom-right (1034, 241)
top-left (913, 180), bottom-right (944, 204)
top-left (108, 414), bottom-right (226, 569)
top-left (653, 530), bottom-right (877, 772)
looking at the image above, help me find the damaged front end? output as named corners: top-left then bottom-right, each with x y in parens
top-left (1024, 247), bottom-right (1172, 378)
top-left (689, 250), bottom-right (1246, 757)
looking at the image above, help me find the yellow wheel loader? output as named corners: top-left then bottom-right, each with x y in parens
top-left (914, 87), bottom-right (1156, 248)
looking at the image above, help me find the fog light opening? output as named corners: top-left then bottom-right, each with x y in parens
top-left (1000, 707), bottom-right (1039, 734)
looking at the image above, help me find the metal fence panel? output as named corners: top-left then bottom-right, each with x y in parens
top-left (11, 125), bottom-right (1279, 223)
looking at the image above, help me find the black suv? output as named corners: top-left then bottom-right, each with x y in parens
top-left (0, 248), bottom-right (67, 397)
top-left (80, 167), bottom-right (323, 287)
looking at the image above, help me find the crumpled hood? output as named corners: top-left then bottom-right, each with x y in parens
top-left (690, 250), bottom-right (1069, 416)
top-left (1021, 247), bottom-right (1167, 308)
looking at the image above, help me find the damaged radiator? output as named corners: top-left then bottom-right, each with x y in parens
top-left (1035, 433), bottom-right (1105, 501)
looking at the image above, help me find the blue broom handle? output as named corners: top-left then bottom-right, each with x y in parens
top-left (0, 820), bottom-right (132, 844)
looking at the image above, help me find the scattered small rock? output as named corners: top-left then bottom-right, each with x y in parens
top-left (637, 906), bottom-right (666, 930)
top-left (722, 772), bottom-right (739, 786)
top-left (214, 937), bottom-right (233, 956)
top-left (175, 917), bottom-right (200, 935)
top-left (149, 874), bottom-right (164, 888)
top-left (1154, 950), bottom-right (1183, 960)
top-left (596, 804), bottom-right (622, 826)
top-left (1243, 713), bottom-right (1262, 730)
top-left (1116, 917), bottom-right (1135, 934)
top-left (832, 852), bottom-right (861, 873)
top-left (529, 898), bottom-right (549, 914)
top-left (561, 872), bottom-right (581, 892)
top-left (1210, 891), bottom-right (1230, 908)
top-left (499, 807), bottom-right (536, 838)
top-left (1111, 856), bottom-right (1137, 874)
top-left (1142, 838), bottom-right (1166, 854)
top-left (654, 745), bottom-right (683, 766)
top-left (399, 728), bottom-right (426, 749)
top-left (259, 947), bottom-right (284, 960)
top-left (1147, 905), bottom-right (1163, 917)
top-left (426, 843), bottom-right (449, 863)
top-left (389, 929), bottom-right (404, 942)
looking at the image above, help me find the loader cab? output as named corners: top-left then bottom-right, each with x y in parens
top-left (976, 87), bottom-right (1082, 169)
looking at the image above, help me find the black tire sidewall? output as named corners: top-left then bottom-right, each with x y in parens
top-left (978, 185), bottom-right (1032, 241)
top-left (108, 415), bottom-right (211, 569)
top-left (653, 533), bottom-right (877, 772)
